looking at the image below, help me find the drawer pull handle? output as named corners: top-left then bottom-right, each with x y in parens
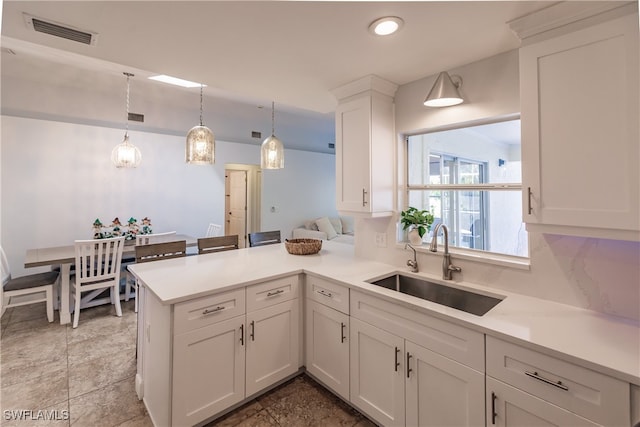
top-left (394, 347), bottom-right (400, 372)
top-left (340, 322), bottom-right (346, 343)
top-left (525, 371), bottom-right (569, 391)
top-left (266, 289), bottom-right (284, 297)
top-left (203, 306), bottom-right (224, 315)
top-left (317, 289), bottom-right (333, 298)
top-left (362, 188), bottom-right (368, 206)
top-left (406, 352), bottom-right (413, 378)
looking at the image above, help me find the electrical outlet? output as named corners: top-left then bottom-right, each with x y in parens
top-left (375, 232), bottom-right (387, 247)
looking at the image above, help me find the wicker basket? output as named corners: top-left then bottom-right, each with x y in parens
top-left (284, 238), bottom-right (322, 255)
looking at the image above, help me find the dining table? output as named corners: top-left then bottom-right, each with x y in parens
top-left (24, 234), bottom-right (197, 325)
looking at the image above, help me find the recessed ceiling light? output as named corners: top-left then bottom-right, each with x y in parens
top-left (369, 16), bottom-right (404, 36)
top-left (148, 75), bottom-right (204, 88)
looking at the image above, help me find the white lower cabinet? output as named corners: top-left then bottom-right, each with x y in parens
top-left (487, 377), bottom-right (599, 427)
top-left (140, 275), bottom-right (300, 427)
top-left (246, 299), bottom-right (299, 396)
top-left (172, 316), bottom-right (245, 426)
top-left (349, 298), bottom-right (484, 427)
top-left (486, 336), bottom-right (629, 427)
top-left (305, 299), bottom-right (349, 400)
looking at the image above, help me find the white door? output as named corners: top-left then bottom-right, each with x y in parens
top-left (305, 299), bottom-right (349, 400)
top-left (350, 317), bottom-right (405, 426)
top-left (226, 170), bottom-right (247, 248)
top-left (172, 316), bottom-right (245, 427)
top-left (405, 340), bottom-right (484, 427)
top-left (246, 299), bottom-right (300, 396)
top-left (487, 377), bottom-right (599, 427)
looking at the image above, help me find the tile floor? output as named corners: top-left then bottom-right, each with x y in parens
top-left (1, 301), bottom-right (375, 427)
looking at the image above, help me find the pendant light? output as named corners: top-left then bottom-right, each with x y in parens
top-left (261, 101), bottom-right (284, 169)
top-left (111, 72), bottom-right (142, 168)
top-left (186, 84), bottom-right (215, 164)
top-left (424, 71), bottom-right (464, 107)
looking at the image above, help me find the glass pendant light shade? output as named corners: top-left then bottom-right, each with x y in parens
top-left (112, 72), bottom-right (141, 168)
top-left (261, 101), bottom-right (284, 169)
top-left (424, 71), bottom-right (464, 107)
top-left (261, 135), bottom-right (284, 169)
top-left (186, 125), bottom-right (215, 164)
top-left (112, 134), bottom-right (142, 168)
top-left (186, 84), bottom-right (215, 164)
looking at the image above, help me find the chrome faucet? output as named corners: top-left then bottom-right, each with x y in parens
top-left (405, 243), bottom-right (418, 273)
top-left (429, 223), bottom-right (461, 280)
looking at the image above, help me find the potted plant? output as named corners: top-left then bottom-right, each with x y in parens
top-left (400, 207), bottom-right (434, 245)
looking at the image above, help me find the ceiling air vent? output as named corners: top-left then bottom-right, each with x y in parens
top-left (251, 131), bottom-right (262, 139)
top-left (24, 14), bottom-right (98, 46)
top-left (128, 113), bottom-right (144, 123)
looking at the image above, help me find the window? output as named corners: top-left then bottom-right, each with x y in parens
top-left (405, 119), bottom-right (528, 258)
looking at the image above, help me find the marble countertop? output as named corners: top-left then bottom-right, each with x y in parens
top-left (129, 241), bottom-right (640, 385)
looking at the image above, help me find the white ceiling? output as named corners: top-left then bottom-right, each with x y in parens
top-left (1, 1), bottom-right (564, 152)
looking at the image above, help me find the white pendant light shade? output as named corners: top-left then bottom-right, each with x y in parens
top-left (261, 101), bottom-right (284, 169)
top-left (261, 135), bottom-right (284, 169)
top-left (186, 84), bottom-right (215, 164)
top-left (186, 125), bottom-right (215, 164)
top-left (112, 134), bottom-right (141, 168)
top-left (424, 72), bottom-right (464, 107)
top-left (112, 72), bottom-right (141, 168)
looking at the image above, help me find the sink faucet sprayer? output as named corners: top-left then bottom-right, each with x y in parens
top-left (429, 223), bottom-right (462, 280)
top-left (405, 243), bottom-right (418, 273)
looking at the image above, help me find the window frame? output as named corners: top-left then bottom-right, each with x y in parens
top-left (400, 115), bottom-right (530, 267)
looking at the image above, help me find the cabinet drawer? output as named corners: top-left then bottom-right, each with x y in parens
top-left (486, 336), bottom-right (629, 426)
top-left (307, 275), bottom-right (349, 314)
top-left (246, 275), bottom-right (299, 312)
top-left (174, 289), bottom-right (245, 335)
top-left (350, 290), bottom-right (484, 371)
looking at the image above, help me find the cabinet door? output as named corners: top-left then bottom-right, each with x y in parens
top-left (246, 299), bottom-right (300, 396)
top-left (487, 377), bottom-right (601, 427)
top-left (172, 316), bottom-right (245, 427)
top-left (306, 299), bottom-right (349, 400)
top-left (350, 317), bottom-right (405, 426)
top-left (406, 340), bottom-right (484, 427)
top-left (521, 13), bottom-right (639, 240)
top-left (335, 96), bottom-right (372, 213)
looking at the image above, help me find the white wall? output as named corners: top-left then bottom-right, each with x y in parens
top-left (1, 115), bottom-right (337, 277)
top-left (356, 50), bottom-right (640, 322)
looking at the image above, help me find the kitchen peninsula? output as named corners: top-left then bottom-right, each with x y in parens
top-left (129, 241), bottom-right (640, 427)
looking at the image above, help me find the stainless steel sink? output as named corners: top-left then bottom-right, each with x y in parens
top-left (367, 273), bottom-right (503, 316)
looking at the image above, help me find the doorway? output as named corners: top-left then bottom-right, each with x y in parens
top-left (225, 164), bottom-right (261, 248)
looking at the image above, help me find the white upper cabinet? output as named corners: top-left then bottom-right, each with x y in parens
top-left (332, 75), bottom-right (397, 216)
top-left (516, 4), bottom-right (639, 241)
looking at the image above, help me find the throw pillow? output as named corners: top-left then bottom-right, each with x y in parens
top-left (329, 217), bottom-right (343, 235)
top-left (341, 216), bottom-right (355, 234)
top-left (304, 220), bottom-right (319, 231)
top-left (315, 216), bottom-right (338, 240)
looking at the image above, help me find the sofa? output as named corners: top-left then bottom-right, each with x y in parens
top-left (292, 216), bottom-right (355, 245)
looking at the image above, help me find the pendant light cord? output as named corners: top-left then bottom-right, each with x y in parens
top-left (123, 72), bottom-right (134, 138)
top-left (200, 85), bottom-right (204, 126)
top-left (271, 101), bottom-right (275, 136)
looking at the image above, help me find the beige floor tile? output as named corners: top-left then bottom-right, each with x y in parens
top-left (68, 377), bottom-right (146, 427)
top-left (67, 328), bottom-right (136, 366)
top-left (232, 409), bottom-right (279, 427)
top-left (112, 413), bottom-right (154, 427)
top-left (68, 346), bottom-right (136, 398)
top-left (66, 308), bottom-right (135, 346)
top-left (1, 368), bottom-right (69, 410)
top-left (3, 302), bottom-right (52, 325)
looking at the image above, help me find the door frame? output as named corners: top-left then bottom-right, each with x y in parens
top-left (225, 164), bottom-right (261, 248)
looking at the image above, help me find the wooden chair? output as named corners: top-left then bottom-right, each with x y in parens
top-left (72, 236), bottom-right (125, 328)
top-left (248, 230), bottom-right (281, 247)
top-left (1, 246), bottom-right (58, 323)
top-left (197, 235), bottom-right (239, 255)
top-left (205, 223), bottom-right (223, 237)
top-left (132, 241), bottom-right (187, 312)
